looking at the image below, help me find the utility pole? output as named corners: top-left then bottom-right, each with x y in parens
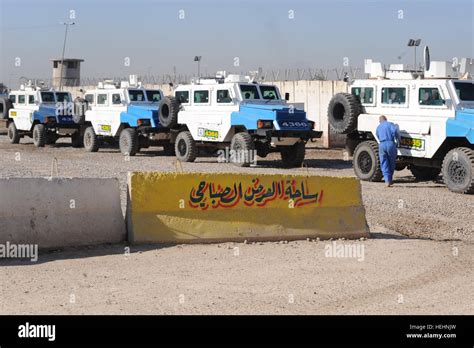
top-left (407, 38), bottom-right (421, 71)
top-left (194, 56), bottom-right (202, 83)
top-left (59, 21), bottom-right (75, 91)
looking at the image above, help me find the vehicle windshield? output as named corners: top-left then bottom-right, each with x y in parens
top-left (259, 86), bottom-right (280, 100)
top-left (146, 90), bottom-right (161, 103)
top-left (40, 92), bottom-right (55, 103)
top-left (454, 82), bottom-right (474, 101)
top-left (240, 85), bottom-right (260, 100)
top-left (55, 92), bottom-right (72, 102)
top-left (128, 90), bottom-right (146, 102)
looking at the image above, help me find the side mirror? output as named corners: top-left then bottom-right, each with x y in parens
top-left (284, 92), bottom-right (290, 101)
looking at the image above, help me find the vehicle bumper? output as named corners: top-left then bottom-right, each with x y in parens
top-left (266, 130), bottom-right (322, 140)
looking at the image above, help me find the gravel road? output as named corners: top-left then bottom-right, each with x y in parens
top-left (0, 136), bottom-right (472, 314)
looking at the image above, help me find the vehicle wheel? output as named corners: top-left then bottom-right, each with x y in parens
top-left (230, 132), bottom-right (255, 167)
top-left (0, 97), bottom-right (13, 119)
top-left (158, 96), bottom-right (180, 128)
top-left (71, 132), bottom-right (83, 148)
top-left (442, 147), bottom-right (474, 194)
top-left (327, 93), bottom-right (361, 134)
top-left (83, 126), bottom-right (99, 152)
top-left (7, 122), bottom-right (20, 144)
top-left (409, 165), bottom-right (440, 181)
top-left (163, 143), bottom-right (175, 156)
top-left (175, 131), bottom-right (197, 162)
top-left (353, 140), bottom-right (383, 182)
top-left (280, 141), bottom-right (306, 168)
top-left (32, 124), bottom-right (46, 147)
top-left (120, 128), bottom-right (139, 156)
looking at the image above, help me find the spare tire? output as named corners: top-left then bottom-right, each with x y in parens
top-left (327, 93), bottom-right (361, 134)
top-left (0, 97), bottom-right (13, 119)
top-left (72, 98), bottom-right (88, 124)
top-left (158, 96), bottom-right (180, 129)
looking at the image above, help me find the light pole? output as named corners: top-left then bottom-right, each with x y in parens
top-left (194, 56), bottom-right (202, 83)
top-left (59, 21), bottom-right (75, 91)
top-left (407, 38), bottom-right (421, 71)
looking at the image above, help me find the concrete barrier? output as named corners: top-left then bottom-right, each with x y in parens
top-left (0, 178), bottom-right (126, 249)
top-left (127, 172), bottom-right (369, 243)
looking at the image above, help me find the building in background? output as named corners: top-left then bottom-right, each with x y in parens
top-left (51, 58), bottom-right (84, 87)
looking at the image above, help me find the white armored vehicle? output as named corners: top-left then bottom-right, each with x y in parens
top-left (158, 73), bottom-right (322, 167)
top-left (328, 53), bottom-right (474, 193)
top-left (2, 82), bottom-right (84, 147)
top-left (81, 76), bottom-right (168, 155)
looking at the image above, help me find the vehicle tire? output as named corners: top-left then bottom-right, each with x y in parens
top-left (71, 132), bottom-right (83, 148)
top-left (280, 141), bottom-right (306, 168)
top-left (327, 93), bottom-right (361, 134)
top-left (442, 147), bottom-right (474, 194)
top-left (83, 126), bottom-right (99, 152)
top-left (32, 124), bottom-right (46, 147)
top-left (119, 128), bottom-right (139, 156)
top-left (7, 122), bottom-right (20, 144)
top-left (158, 96), bottom-right (180, 129)
top-left (72, 98), bottom-right (87, 124)
top-left (353, 140), bottom-right (383, 182)
top-left (175, 131), bottom-right (197, 162)
top-left (230, 132), bottom-right (255, 167)
top-left (163, 143), bottom-right (175, 156)
top-left (0, 97), bottom-right (13, 119)
top-left (409, 165), bottom-right (440, 181)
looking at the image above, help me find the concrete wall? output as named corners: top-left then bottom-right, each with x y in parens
top-left (0, 178), bottom-right (126, 249)
top-left (64, 80), bottom-right (349, 148)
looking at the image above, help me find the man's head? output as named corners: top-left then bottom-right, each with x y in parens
top-left (379, 115), bottom-right (387, 123)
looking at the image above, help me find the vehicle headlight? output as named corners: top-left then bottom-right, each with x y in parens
top-left (257, 120), bottom-right (273, 129)
top-left (138, 119), bottom-right (151, 126)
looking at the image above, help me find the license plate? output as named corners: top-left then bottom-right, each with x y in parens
top-left (280, 121), bottom-right (308, 128)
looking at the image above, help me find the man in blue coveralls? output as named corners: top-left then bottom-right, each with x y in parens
top-left (376, 115), bottom-right (400, 187)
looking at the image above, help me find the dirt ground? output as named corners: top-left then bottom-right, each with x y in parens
top-left (0, 136), bottom-right (473, 314)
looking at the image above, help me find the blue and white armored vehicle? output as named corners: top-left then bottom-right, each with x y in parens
top-left (81, 76), bottom-right (169, 155)
top-left (328, 53), bottom-right (474, 193)
top-left (4, 82), bottom-right (84, 147)
top-left (158, 73), bottom-right (322, 167)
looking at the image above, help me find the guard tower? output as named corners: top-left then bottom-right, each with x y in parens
top-left (51, 58), bottom-right (84, 87)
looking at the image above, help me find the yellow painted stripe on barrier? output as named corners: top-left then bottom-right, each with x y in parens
top-left (127, 172), bottom-right (369, 243)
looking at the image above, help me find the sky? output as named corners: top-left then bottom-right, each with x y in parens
top-left (0, 0), bottom-right (473, 87)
